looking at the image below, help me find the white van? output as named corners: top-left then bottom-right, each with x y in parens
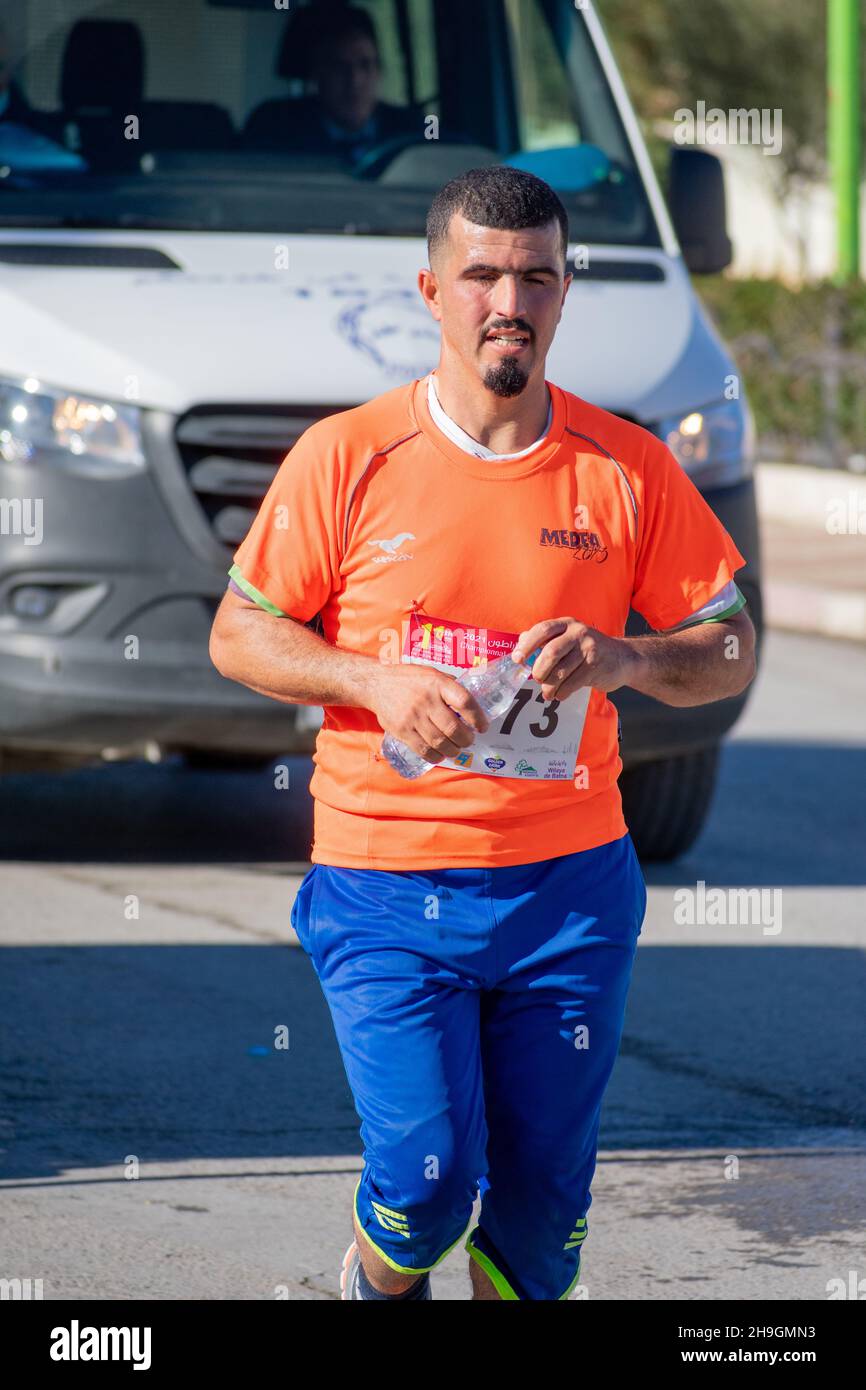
top-left (0, 0), bottom-right (761, 859)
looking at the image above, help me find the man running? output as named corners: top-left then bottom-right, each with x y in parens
top-left (209, 166), bottom-right (756, 1301)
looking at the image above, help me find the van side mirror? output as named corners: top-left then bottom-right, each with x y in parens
top-left (668, 147), bottom-right (733, 275)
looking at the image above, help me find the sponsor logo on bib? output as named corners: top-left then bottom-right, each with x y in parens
top-left (400, 609), bottom-right (590, 781)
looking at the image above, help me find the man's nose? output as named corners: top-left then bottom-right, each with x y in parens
top-left (491, 275), bottom-right (525, 321)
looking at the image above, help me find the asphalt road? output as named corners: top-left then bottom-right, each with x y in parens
top-left (0, 628), bottom-right (864, 1300)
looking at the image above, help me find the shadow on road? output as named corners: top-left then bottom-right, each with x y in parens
top-left (0, 755), bottom-right (315, 864)
top-left (0, 936), bottom-right (863, 1184)
top-left (0, 740), bottom-right (863, 885)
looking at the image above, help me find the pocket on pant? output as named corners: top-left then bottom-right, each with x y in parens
top-left (291, 864), bottom-right (321, 961)
top-left (627, 835), bottom-right (648, 937)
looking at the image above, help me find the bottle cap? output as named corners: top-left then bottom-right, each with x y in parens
top-left (520, 646), bottom-right (543, 669)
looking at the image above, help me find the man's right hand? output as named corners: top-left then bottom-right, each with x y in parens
top-left (367, 664), bottom-right (490, 763)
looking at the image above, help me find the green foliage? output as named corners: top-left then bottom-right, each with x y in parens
top-left (695, 277), bottom-right (866, 459)
top-left (592, 3), bottom-right (865, 458)
top-left (598, 0), bottom-right (841, 188)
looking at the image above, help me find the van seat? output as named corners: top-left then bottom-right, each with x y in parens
top-left (56, 19), bottom-right (235, 160)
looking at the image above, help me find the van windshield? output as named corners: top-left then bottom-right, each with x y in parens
top-left (0, 0), bottom-right (661, 248)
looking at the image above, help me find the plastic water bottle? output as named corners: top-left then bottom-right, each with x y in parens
top-left (381, 645), bottom-right (543, 779)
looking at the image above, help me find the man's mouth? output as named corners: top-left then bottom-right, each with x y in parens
top-left (485, 330), bottom-right (531, 350)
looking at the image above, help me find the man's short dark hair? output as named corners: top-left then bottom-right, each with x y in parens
top-left (426, 166), bottom-right (569, 268)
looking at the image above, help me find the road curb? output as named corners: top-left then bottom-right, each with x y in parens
top-left (764, 580), bottom-right (866, 643)
top-left (755, 464), bottom-right (865, 641)
top-left (756, 462), bottom-right (866, 529)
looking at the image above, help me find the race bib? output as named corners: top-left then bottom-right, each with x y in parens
top-left (401, 610), bottom-right (590, 780)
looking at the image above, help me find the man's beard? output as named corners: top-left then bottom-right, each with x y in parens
top-left (482, 357), bottom-right (529, 397)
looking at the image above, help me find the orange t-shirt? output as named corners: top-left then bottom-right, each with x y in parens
top-left (230, 376), bottom-right (746, 869)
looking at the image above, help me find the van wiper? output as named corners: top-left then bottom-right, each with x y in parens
top-left (0, 196), bottom-right (222, 232)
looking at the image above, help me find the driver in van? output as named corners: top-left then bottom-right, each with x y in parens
top-left (243, 5), bottom-right (418, 164)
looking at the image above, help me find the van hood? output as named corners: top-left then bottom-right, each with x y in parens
top-left (0, 231), bottom-right (730, 421)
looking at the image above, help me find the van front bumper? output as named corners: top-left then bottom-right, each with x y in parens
top-left (0, 406), bottom-right (311, 759)
top-left (0, 624), bottom-right (312, 756)
top-left (0, 407), bottom-right (761, 763)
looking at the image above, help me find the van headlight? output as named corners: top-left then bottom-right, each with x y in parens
top-left (0, 376), bottom-right (144, 473)
top-left (655, 397), bottom-right (755, 487)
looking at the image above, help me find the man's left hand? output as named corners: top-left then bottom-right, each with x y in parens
top-left (512, 617), bottom-right (638, 702)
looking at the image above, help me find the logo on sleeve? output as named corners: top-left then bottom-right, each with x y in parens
top-left (539, 526), bottom-right (608, 563)
top-left (367, 532), bottom-right (416, 563)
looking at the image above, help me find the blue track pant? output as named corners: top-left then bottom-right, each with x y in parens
top-left (290, 830), bottom-right (647, 1300)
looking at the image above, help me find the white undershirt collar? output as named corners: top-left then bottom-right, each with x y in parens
top-left (427, 372), bottom-right (552, 460)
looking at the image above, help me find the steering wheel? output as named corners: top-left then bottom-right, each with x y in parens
top-left (352, 131), bottom-right (483, 181)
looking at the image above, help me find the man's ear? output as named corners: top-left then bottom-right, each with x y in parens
top-left (417, 266), bottom-right (443, 322)
top-left (556, 271), bottom-right (573, 323)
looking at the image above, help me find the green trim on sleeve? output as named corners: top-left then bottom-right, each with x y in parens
top-left (697, 582), bottom-right (748, 624)
top-left (228, 564), bottom-right (288, 617)
top-left (668, 581), bottom-right (747, 631)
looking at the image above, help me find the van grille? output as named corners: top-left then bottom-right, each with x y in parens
top-left (174, 404), bottom-right (352, 548)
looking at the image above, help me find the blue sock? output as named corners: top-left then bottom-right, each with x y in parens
top-left (357, 1263), bottom-right (430, 1300)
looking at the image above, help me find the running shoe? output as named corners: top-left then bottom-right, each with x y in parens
top-left (340, 1240), bottom-right (363, 1300)
top-left (339, 1239), bottom-right (432, 1299)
